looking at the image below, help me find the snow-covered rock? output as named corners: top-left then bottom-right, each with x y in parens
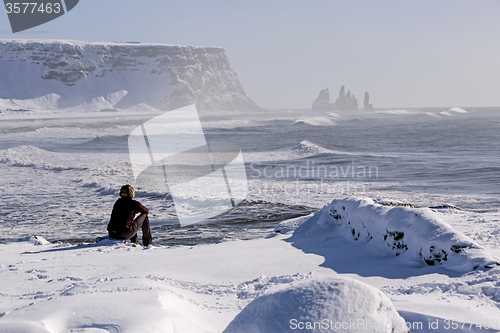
top-left (0, 39), bottom-right (260, 112)
top-left (311, 87), bottom-right (334, 111)
top-left (17, 235), bottom-right (50, 245)
top-left (223, 276), bottom-right (409, 333)
top-left (274, 197), bottom-right (499, 272)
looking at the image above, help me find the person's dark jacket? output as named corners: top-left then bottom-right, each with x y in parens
top-left (107, 198), bottom-right (149, 233)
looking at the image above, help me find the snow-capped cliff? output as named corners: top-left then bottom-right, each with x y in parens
top-left (0, 39), bottom-right (260, 112)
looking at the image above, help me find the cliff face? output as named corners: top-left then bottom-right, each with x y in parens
top-left (0, 40), bottom-right (260, 111)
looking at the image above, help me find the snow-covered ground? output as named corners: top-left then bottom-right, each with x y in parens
top-left (2, 198), bottom-right (500, 332)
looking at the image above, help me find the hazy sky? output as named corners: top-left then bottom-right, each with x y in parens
top-left (1, 0), bottom-right (499, 108)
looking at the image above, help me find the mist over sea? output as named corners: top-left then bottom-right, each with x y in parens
top-left (0, 107), bottom-right (499, 245)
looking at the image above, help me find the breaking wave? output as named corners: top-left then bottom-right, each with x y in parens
top-left (0, 145), bottom-right (89, 171)
top-left (292, 117), bottom-right (337, 126)
top-left (376, 109), bottom-right (415, 115)
top-left (291, 140), bottom-right (333, 155)
top-left (441, 107), bottom-right (468, 116)
top-left (64, 135), bottom-right (129, 153)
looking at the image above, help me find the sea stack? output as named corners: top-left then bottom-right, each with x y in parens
top-left (333, 86), bottom-right (358, 111)
top-left (311, 87), bottom-right (334, 111)
top-left (364, 91), bottom-right (374, 111)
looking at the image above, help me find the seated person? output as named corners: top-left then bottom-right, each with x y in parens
top-left (107, 185), bottom-right (152, 246)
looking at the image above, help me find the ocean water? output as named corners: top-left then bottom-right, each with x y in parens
top-left (0, 107), bottom-right (499, 245)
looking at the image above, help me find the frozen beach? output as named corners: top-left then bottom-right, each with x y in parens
top-left (1, 107), bottom-right (500, 332)
top-left (2, 206), bottom-right (500, 332)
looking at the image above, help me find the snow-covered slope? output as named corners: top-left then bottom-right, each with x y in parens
top-left (0, 39), bottom-right (260, 112)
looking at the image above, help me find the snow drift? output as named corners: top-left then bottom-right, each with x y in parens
top-left (0, 39), bottom-right (260, 112)
top-left (223, 276), bottom-right (409, 333)
top-left (273, 198), bottom-right (499, 272)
